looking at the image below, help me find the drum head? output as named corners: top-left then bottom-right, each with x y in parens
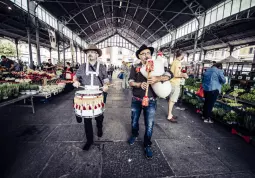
top-left (76, 90), bottom-right (102, 95)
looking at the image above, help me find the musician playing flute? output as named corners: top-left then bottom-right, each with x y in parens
top-left (128, 45), bottom-right (173, 159)
top-left (73, 44), bottom-right (109, 151)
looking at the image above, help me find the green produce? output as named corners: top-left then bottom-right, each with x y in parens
top-left (246, 107), bottom-right (255, 114)
top-left (212, 108), bottom-right (226, 119)
top-left (223, 111), bottom-right (240, 123)
top-left (227, 103), bottom-right (243, 107)
top-left (229, 89), bottom-right (245, 97)
top-left (239, 93), bottom-right (255, 103)
top-left (185, 78), bottom-right (196, 86)
top-left (221, 84), bottom-right (231, 94)
top-left (222, 98), bottom-right (236, 103)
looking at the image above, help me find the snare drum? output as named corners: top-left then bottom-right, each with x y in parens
top-left (74, 90), bottom-right (105, 118)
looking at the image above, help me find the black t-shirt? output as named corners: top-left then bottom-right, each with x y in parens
top-left (64, 67), bottom-right (73, 73)
top-left (128, 64), bottom-right (157, 99)
top-left (0, 59), bottom-right (14, 69)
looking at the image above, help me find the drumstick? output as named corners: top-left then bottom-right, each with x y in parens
top-left (99, 84), bottom-right (115, 89)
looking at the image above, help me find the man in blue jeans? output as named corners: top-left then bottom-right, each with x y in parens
top-left (202, 63), bottom-right (226, 123)
top-left (128, 45), bottom-right (173, 159)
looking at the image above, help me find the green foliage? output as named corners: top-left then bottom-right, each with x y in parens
top-left (246, 107), bottom-right (255, 114)
top-left (229, 89), bottom-right (245, 97)
top-left (0, 41), bottom-right (16, 57)
top-left (221, 84), bottom-right (231, 94)
top-left (185, 78), bottom-right (196, 86)
top-left (239, 93), bottom-right (255, 103)
top-left (223, 111), bottom-right (240, 123)
top-left (212, 108), bottom-right (226, 119)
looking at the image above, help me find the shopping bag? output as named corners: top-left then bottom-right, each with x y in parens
top-left (118, 72), bottom-right (124, 79)
top-left (196, 85), bottom-right (204, 98)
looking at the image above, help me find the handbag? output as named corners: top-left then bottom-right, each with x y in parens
top-left (118, 72), bottom-right (124, 79)
top-left (196, 84), bottom-right (204, 98)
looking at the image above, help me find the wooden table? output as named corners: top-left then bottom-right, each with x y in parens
top-left (0, 95), bottom-right (35, 113)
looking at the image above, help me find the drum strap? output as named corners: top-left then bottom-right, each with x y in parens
top-left (90, 64), bottom-right (104, 86)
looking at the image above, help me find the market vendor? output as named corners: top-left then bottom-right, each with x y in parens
top-left (64, 62), bottom-right (74, 80)
top-left (0, 56), bottom-right (14, 71)
top-left (44, 59), bottom-right (55, 72)
top-left (73, 44), bottom-right (109, 151)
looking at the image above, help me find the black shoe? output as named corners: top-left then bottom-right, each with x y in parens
top-left (83, 142), bottom-right (93, 151)
top-left (144, 146), bottom-right (153, 159)
top-left (97, 129), bottom-right (103, 137)
top-left (76, 116), bottom-right (82, 123)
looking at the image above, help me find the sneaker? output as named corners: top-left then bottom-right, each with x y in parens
top-left (128, 136), bottom-right (137, 145)
top-left (204, 118), bottom-right (214, 124)
top-left (144, 146), bottom-right (153, 159)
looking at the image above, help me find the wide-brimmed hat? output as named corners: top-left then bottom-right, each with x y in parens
top-left (136, 44), bottom-right (154, 59)
top-left (84, 44), bottom-right (102, 57)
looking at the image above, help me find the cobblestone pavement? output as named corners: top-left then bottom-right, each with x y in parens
top-left (1, 79), bottom-right (255, 178)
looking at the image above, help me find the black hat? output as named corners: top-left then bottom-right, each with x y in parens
top-left (136, 44), bottom-right (154, 59)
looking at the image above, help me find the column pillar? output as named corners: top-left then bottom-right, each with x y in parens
top-left (15, 39), bottom-right (19, 59)
top-left (63, 40), bottom-right (66, 68)
top-left (49, 48), bottom-right (52, 59)
top-left (27, 28), bottom-right (33, 69)
top-left (229, 46), bottom-right (234, 56)
top-left (75, 46), bottom-right (78, 63)
top-left (36, 27), bottom-right (41, 66)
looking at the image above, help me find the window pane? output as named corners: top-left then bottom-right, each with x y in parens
top-left (210, 9), bottom-right (217, 24)
top-left (217, 5), bottom-right (224, 21)
top-left (21, 0), bottom-right (27, 11)
top-left (252, 0), bottom-right (255, 6)
top-left (205, 12), bottom-right (211, 26)
top-left (240, 0), bottom-right (251, 11)
top-left (224, 0), bottom-right (232, 18)
top-left (231, 0), bottom-right (241, 15)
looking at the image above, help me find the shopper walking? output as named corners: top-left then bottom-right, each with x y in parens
top-left (167, 50), bottom-right (188, 123)
top-left (202, 63), bottom-right (226, 123)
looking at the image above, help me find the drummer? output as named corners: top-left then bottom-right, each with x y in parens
top-left (128, 44), bottom-right (173, 159)
top-left (73, 44), bottom-right (109, 151)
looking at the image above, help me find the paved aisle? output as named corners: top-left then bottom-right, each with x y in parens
top-left (1, 79), bottom-right (255, 178)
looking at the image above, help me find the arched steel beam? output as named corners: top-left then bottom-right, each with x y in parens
top-left (87, 26), bottom-right (147, 46)
top-left (79, 17), bottom-right (157, 42)
top-left (137, 0), bottom-right (175, 38)
top-left (139, 0), bottom-right (197, 44)
top-left (66, 0), bottom-right (169, 32)
top-left (95, 32), bottom-right (139, 49)
top-left (99, 45), bottom-right (136, 53)
top-left (89, 26), bottom-right (143, 47)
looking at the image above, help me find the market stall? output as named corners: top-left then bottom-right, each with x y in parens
top-left (182, 78), bottom-right (255, 143)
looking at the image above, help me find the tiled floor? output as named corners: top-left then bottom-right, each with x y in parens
top-left (1, 79), bottom-right (255, 178)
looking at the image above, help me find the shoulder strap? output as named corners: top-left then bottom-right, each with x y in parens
top-left (90, 64), bottom-right (104, 86)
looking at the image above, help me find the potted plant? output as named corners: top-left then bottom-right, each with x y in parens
top-left (30, 85), bottom-right (38, 94)
top-left (19, 83), bottom-right (26, 95)
top-left (2, 87), bottom-right (8, 100)
top-left (25, 84), bottom-right (31, 94)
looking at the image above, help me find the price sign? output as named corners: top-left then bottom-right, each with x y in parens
top-left (246, 76), bottom-right (250, 80)
top-left (238, 76), bottom-right (242, 80)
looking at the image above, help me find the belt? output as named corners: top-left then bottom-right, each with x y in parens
top-left (132, 96), bottom-right (156, 101)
